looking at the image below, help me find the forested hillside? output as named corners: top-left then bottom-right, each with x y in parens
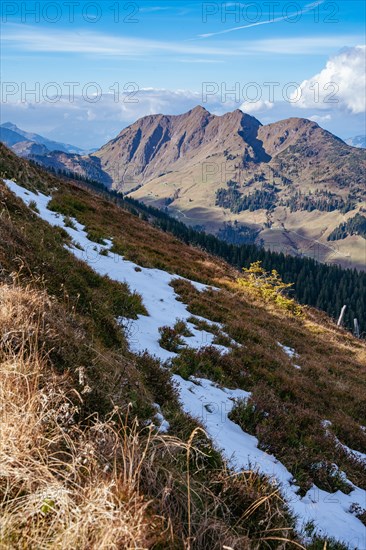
top-left (38, 163), bottom-right (365, 336)
top-left (328, 214), bottom-right (366, 241)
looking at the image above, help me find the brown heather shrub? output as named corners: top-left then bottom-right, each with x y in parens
top-left (170, 276), bottom-right (366, 502)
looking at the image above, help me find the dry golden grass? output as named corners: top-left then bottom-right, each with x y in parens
top-left (0, 280), bottom-right (305, 549)
top-left (0, 282), bottom-right (167, 549)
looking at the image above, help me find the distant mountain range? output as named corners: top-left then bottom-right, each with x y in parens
top-left (0, 122), bottom-right (85, 156)
top-left (3, 109), bottom-right (366, 269)
top-left (346, 135), bottom-right (366, 148)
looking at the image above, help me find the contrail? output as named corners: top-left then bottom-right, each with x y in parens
top-left (196, 0), bottom-right (326, 39)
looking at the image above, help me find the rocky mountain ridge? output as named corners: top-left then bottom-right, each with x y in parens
top-left (7, 107), bottom-right (366, 269)
top-left (0, 122), bottom-right (85, 156)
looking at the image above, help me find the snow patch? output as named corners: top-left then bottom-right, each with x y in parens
top-left (174, 374), bottom-right (366, 549)
top-left (322, 419), bottom-right (366, 464)
top-left (4, 180), bottom-right (232, 363)
top-left (336, 437), bottom-right (366, 464)
top-left (278, 342), bottom-right (298, 359)
top-left (152, 403), bottom-right (170, 433)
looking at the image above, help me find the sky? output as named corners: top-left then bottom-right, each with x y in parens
top-left (1, 0), bottom-right (365, 149)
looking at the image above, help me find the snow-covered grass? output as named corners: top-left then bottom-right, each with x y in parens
top-left (5, 180), bottom-right (232, 363)
top-left (5, 179), bottom-right (366, 549)
top-left (278, 342), bottom-right (298, 359)
top-left (278, 343), bottom-right (303, 370)
top-left (323, 420), bottom-right (366, 467)
top-left (173, 374), bottom-right (366, 549)
top-left (337, 440), bottom-right (366, 464)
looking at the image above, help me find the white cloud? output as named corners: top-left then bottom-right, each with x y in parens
top-left (246, 37), bottom-right (360, 55)
top-left (0, 88), bottom-right (237, 149)
top-left (2, 24), bottom-right (362, 58)
top-left (309, 114), bottom-right (332, 123)
top-left (240, 100), bottom-right (274, 114)
top-left (1, 24), bottom-right (234, 58)
top-left (291, 46), bottom-right (366, 113)
top-left (1, 89), bottom-right (364, 150)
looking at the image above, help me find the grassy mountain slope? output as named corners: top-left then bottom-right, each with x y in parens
top-left (1, 146), bottom-right (301, 549)
top-left (1, 144), bottom-right (366, 548)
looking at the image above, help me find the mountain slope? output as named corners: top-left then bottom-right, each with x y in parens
top-left (1, 144), bottom-right (366, 548)
top-left (2, 142), bottom-right (366, 331)
top-left (24, 108), bottom-right (366, 269)
top-left (92, 106), bottom-right (270, 188)
top-left (1, 145), bottom-right (299, 549)
top-left (30, 149), bottom-right (112, 185)
top-left (122, 111), bottom-right (365, 270)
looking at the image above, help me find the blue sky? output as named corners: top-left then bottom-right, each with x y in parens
top-left (1, 0), bottom-right (365, 148)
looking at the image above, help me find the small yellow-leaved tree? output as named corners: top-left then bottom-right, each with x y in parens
top-left (237, 261), bottom-right (302, 315)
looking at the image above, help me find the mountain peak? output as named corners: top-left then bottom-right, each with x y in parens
top-left (185, 105), bottom-right (211, 119)
top-left (190, 105), bottom-right (210, 114)
top-left (0, 122), bottom-right (83, 155)
top-left (1, 122), bottom-right (19, 131)
top-left (221, 108), bottom-right (262, 126)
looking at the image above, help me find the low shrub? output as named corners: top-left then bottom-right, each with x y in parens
top-left (237, 261), bottom-right (302, 315)
top-left (159, 325), bottom-right (185, 352)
